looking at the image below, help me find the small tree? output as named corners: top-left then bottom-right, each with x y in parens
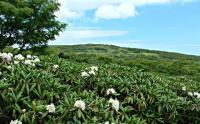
top-left (0, 0), bottom-right (66, 52)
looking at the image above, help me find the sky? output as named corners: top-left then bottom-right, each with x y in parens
top-left (52, 0), bottom-right (200, 55)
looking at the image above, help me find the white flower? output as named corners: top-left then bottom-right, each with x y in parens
top-left (10, 119), bottom-right (22, 124)
top-left (33, 58), bottom-right (40, 63)
top-left (7, 65), bottom-right (12, 69)
top-left (178, 97), bottom-right (184, 101)
top-left (46, 103), bottom-right (56, 113)
top-left (90, 66), bottom-right (98, 71)
top-left (53, 64), bottom-right (59, 70)
top-left (33, 55), bottom-right (38, 58)
top-left (106, 88), bottom-right (116, 95)
top-left (24, 60), bottom-right (32, 65)
top-left (103, 121), bottom-right (114, 124)
top-left (1, 53), bottom-right (8, 59)
top-left (193, 92), bottom-right (200, 96)
top-left (14, 61), bottom-right (19, 64)
top-left (74, 100), bottom-right (86, 110)
top-left (88, 70), bottom-right (95, 75)
top-left (0, 53), bottom-right (13, 62)
top-left (81, 71), bottom-right (90, 78)
top-left (21, 109), bottom-right (26, 113)
top-left (14, 54), bottom-right (24, 61)
top-left (104, 121), bottom-right (109, 124)
top-left (108, 98), bottom-right (120, 111)
top-left (8, 53), bottom-right (13, 57)
top-left (24, 60), bottom-right (35, 67)
top-left (26, 55), bottom-right (32, 59)
top-left (182, 86), bottom-right (186, 91)
top-left (194, 92), bottom-right (200, 99)
top-left (188, 92), bottom-right (193, 96)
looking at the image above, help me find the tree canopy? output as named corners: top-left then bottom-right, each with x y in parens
top-left (0, 0), bottom-right (66, 51)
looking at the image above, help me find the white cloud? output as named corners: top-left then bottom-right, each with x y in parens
top-left (95, 3), bottom-right (137, 20)
top-left (56, 0), bottom-right (196, 20)
top-left (56, 8), bottom-right (83, 20)
top-left (133, 0), bottom-right (171, 6)
top-left (58, 30), bottom-right (128, 39)
top-left (53, 28), bottom-right (128, 45)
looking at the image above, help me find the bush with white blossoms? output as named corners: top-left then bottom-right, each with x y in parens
top-left (10, 119), bottom-right (22, 124)
top-left (74, 100), bottom-right (86, 110)
top-left (46, 103), bottom-right (56, 113)
top-left (1, 55), bottom-right (200, 124)
top-left (108, 98), bottom-right (120, 111)
top-left (0, 53), bottom-right (40, 67)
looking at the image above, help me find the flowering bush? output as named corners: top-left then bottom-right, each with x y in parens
top-left (0, 54), bottom-right (200, 123)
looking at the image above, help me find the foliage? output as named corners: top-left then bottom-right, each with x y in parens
top-left (49, 44), bottom-right (200, 82)
top-left (0, 53), bottom-right (200, 124)
top-left (0, 0), bottom-right (66, 51)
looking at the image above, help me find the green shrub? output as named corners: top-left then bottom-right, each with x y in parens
top-left (0, 54), bottom-right (200, 124)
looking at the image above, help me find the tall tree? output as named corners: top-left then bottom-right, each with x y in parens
top-left (0, 0), bottom-right (66, 51)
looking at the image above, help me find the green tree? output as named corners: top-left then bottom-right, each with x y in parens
top-left (0, 0), bottom-right (66, 52)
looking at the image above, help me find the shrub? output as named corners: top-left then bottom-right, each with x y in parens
top-left (0, 54), bottom-right (200, 123)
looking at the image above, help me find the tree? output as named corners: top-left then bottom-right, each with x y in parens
top-left (0, 0), bottom-right (66, 52)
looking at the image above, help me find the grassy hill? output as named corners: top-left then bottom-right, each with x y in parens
top-left (47, 44), bottom-right (200, 82)
top-left (1, 44), bottom-right (200, 123)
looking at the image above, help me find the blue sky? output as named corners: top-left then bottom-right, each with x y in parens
top-left (53, 0), bottom-right (200, 55)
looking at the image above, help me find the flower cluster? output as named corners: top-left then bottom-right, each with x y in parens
top-left (74, 100), bottom-right (86, 110)
top-left (0, 52), bottom-right (40, 67)
top-left (22, 55), bottom-right (40, 67)
top-left (188, 92), bottom-right (200, 99)
top-left (46, 103), bottom-right (56, 113)
top-left (81, 66), bottom-right (98, 78)
top-left (10, 119), bottom-right (22, 124)
top-left (108, 98), bottom-right (120, 111)
top-left (0, 52), bottom-right (13, 62)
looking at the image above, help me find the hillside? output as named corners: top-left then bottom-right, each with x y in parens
top-left (1, 52), bottom-right (200, 123)
top-left (48, 44), bottom-right (200, 82)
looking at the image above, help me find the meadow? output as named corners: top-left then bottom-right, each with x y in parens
top-left (1, 44), bottom-right (200, 124)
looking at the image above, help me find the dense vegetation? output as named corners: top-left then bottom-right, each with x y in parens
top-left (1, 45), bottom-right (200, 124)
top-left (49, 44), bottom-right (200, 82)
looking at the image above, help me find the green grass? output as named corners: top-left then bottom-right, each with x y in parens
top-left (47, 44), bottom-right (200, 82)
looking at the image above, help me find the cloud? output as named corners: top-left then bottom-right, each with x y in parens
top-left (53, 28), bottom-right (128, 45)
top-left (56, 0), bottom-right (196, 20)
top-left (56, 8), bottom-right (83, 20)
top-left (64, 30), bottom-right (128, 39)
top-left (95, 3), bottom-right (137, 20)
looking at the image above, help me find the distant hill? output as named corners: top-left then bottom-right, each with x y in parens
top-left (51, 44), bottom-right (200, 61)
top-left (48, 44), bottom-right (200, 82)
